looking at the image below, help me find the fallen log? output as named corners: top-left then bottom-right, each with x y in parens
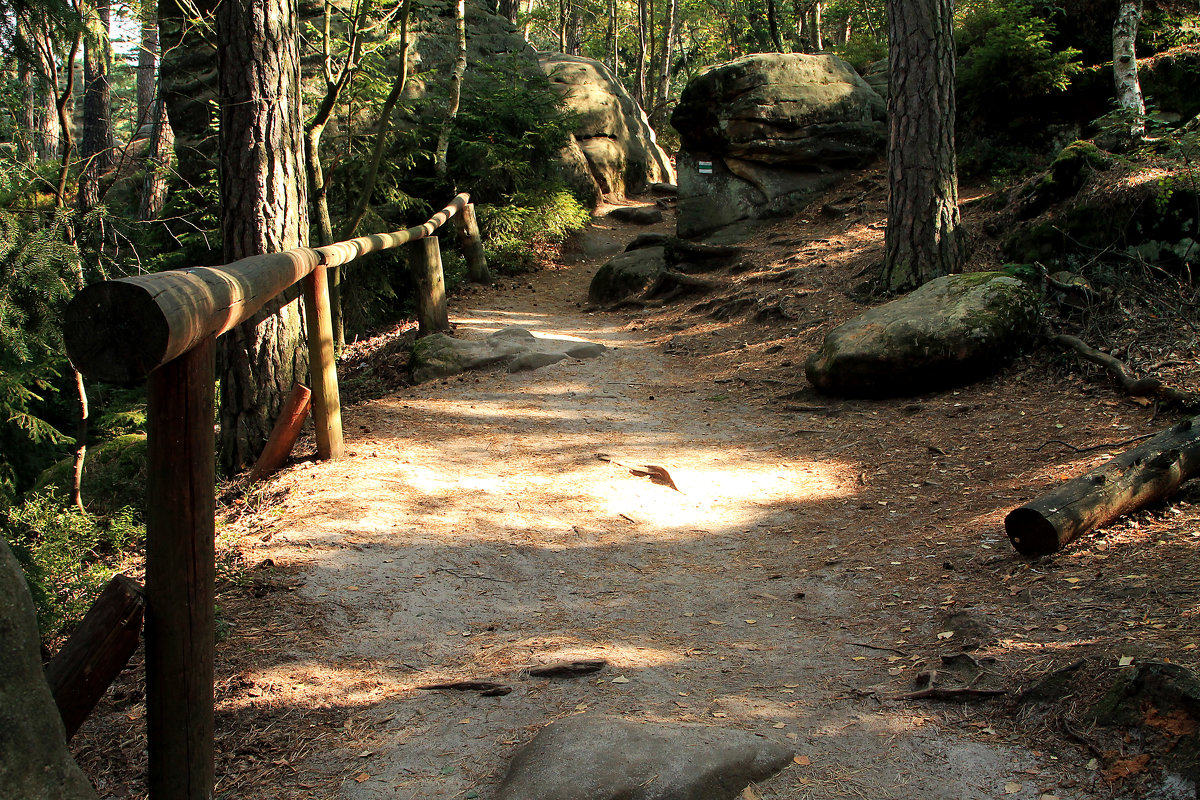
top-left (1052, 334), bottom-right (1200, 411)
top-left (44, 574), bottom-right (145, 739)
top-left (1006, 415), bottom-right (1200, 556)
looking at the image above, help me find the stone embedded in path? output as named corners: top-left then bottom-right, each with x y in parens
top-left (410, 326), bottom-right (606, 383)
top-left (0, 538), bottom-right (99, 800)
top-left (608, 205), bottom-right (664, 225)
top-left (495, 715), bottom-right (794, 800)
top-left (805, 272), bottom-right (1040, 397)
top-left (588, 245), bottom-right (667, 305)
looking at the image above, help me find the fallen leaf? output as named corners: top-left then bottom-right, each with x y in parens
top-left (1053, 624), bottom-right (1068, 632)
top-left (745, 619), bottom-right (757, 625)
top-left (1065, 577), bottom-right (1082, 584)
top-left (354, 773), bottom-right (369, 783)
top-left (611, 675), bottom-right (630, 684)
top-left (936, 631), bottom-right (955, 640)
top-left (1005, 782), bottom-right (1022, 794)
top-left (1118, 656), bottom-right (1134, 667)
top-left (741, 787), bottom-right (761, 800)
top-left (793, 755), bottom-right (811, 766)
top-left (709, 620), bottom-right (725, 625)
top-left (772, 722), bottom-right (786, 728)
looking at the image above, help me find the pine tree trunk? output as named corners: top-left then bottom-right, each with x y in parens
top-left (216, 0), bottom-right (310, 474)
top-left (498, 0), bottom-right (519, 23)
top-left (138, 94), bottom-right (174, 221)
top-left (881, 0), bottom-right (964, 292)
top-left (29, 18), bottom-right (60, 159)
top-left (608, 0), bottom-right (618, 73)
top-left (78, 0), bottom-right (113, 218)
top-left (1113, 0), bottom-right (1145, 140)
top-left (136, 9), bottom-right (157, 133)
top-left (635, 0), bottom-right (647, 105)
top-left (810, 0), bottom-right (823, 50)
top-left (767, 0), bottom-right (784, 52)
top-left (435, 0), bottom-right (467, 188)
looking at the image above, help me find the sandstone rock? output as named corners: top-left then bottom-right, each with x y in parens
top-left (0, 538), bottom-right (99, 800)
top-left (626, 232), bottom-right (671, 251)
top-left (410, 327), bottom-right (606, 383)
top-left (588, 246), bottom-right (667, 305)
top-left (805, 272), bottom-right (1040, 397)
top-left (541, 53), bottom-right (676, 200)
top-left (608, 205), bottom-right (664, 225)
top-left (495, 715), bottom-right (793, 800)
top-left (671, 53), bottom-right (885, 238)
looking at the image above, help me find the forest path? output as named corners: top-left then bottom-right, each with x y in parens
top-left (241, 206), bottom-right (1077, 800)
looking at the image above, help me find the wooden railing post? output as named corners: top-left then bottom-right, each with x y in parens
top-left (453, 202), bottom-right (490, 284)
top-left (409, 235), bottom-right (449, 336)
top-left (144, 337), bottom-right (216, 800)
top-left (301, 265), bottom-right (344, 460)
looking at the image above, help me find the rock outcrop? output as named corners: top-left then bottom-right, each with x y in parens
top-left (1, 538), bottom-right (99, 800)
top-left (805, 272), bottom-right (1040, 397)
top-left (587, 246), bottom-right (668, 305)
top-left (495, 715), bottom-right (793, 800)
top-left (540, 53), bottom-right (676, 201)
top-left (671, 53), bottom-right (886, 238)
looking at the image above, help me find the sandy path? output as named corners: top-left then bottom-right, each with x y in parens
top-left (245, 221), bottom-right (1078, 800)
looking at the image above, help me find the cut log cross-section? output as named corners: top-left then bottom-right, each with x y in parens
top-left (1006, 415), bottom-right (1200, 556)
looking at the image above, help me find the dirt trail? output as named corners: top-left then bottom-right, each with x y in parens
top-left (226, 208), bottom-right (1093, 800)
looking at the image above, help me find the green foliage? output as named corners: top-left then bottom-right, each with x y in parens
top-left (477, 186), bottom-right (591, 274)
top-left (2, 491), bottom-right (142, 638)
top-left (834, 37), bottom-right (886, 72)
top-left (0, 208), bottom-right (80, 504)
top-left (35, 433), bottom-right (149, 518)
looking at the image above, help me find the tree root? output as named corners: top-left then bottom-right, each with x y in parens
top-left (1051, 333), bottom-right (1200, 411)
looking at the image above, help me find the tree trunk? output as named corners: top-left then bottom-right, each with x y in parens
top-left (608, 0), bottom-right (618, 74)
top-left (435, 0), bottom-right (467, 189)
top-left (636, 0), bottom-right (647, 105)
top-left (766, 0), bottom-right (784, 52)
top-left (216, 0), bottom-right (310, 474)
top-left (881, 0), bottom-right (964, 292)
top-left (136, 7), bottom-right (158, 134)
top-left (78, 0), bottom-right (113, 219)
top-left (1006, 416), bottom-right (1200, 556)
top-left (1113, 0), bottom-right (1145, 140)
top-left (16, 22), bottom-right (37, 165)
top-left (655, 0), bottom-right (676, 106)
top-left (498, 0), bottom-right (519, 24)
top-left (810, 0), bottom-right (823, 50)
top-left (27, 16), bottom-right (60, 159)
top-left (138, 91), bottom-right (174, 221)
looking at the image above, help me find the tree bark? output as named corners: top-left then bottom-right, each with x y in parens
top-left (136, 7), bottom-right (158, 134)
top-left (766, 0), bottom-right (784, 52)
top-left (498, 0), bottom-right (519, 23)
top-left (1006, 416), bottom-right (1200, 556)
top-left (138, 92), bottom-right (175, 221)
top-left (216, 0), bottom-right (310, 474)
top-left (881, 0), bottom-right (964, 291)
top-left (435, 0), bottom-right (467, 190)
top-left (655, 0), bottom-right (676, 104)
top-left (635, 0), bottom-right (648, 105)
top-left (810, 0), bottom-right (823, 50)
top-left (78, 0), bottom-right (113, 219)
top-left (608, 0), bottom-right (618, 74)
top-left (1113, 0), bottom-right (1145, 140)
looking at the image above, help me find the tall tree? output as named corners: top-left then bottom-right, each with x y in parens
top-left (435, 0), bottom-right (467, 189)
top-left (1113, 0), bottom-right (1145, 140)
top-left (881, 0), bottom-right (964, 291)
top-left (654, 0), bottom-right (677, 108)
top-left (78, 0), bottom-right (113, 219)
top-left (216, 0), bottom-right (310, 473)
top-left (136, 1), bottom-right (157, 132)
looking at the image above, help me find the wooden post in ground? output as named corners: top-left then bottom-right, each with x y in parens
top-left (409, 236), bottom-right (449, 336)
top-left (45, 574), bottom-right (144, 740)
top-left (144, 338), bottom-right (216, 800)
top-left (248, 383), bottom-right (312, 482)
top-left (453, 202), bottom-right (490, 284)
top-left (301, 265), bottom-right (344, 460)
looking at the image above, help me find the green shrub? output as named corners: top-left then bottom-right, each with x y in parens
top-left (2, 491), bottom-right (143, 639)
top-left (34, 433), bottom-right (149, 519)
top-left (477, 186), bottom-right (591, 274)
top-left (835, 38), bottom-right (887, 72)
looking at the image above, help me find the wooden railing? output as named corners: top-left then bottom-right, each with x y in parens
top-left (63, 193), bottom-right (484, 800)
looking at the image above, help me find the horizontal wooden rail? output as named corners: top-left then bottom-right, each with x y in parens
top-left (64, 193), bottom-right (469, 385)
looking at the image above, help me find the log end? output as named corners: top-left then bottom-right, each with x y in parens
top-left (65, 281), bottom-right (172, 385)
top-left (1005, 507), bottom-right (1061, 557)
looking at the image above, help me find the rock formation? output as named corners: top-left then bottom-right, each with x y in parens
top-left (671, 53), bottom-right (886, 238)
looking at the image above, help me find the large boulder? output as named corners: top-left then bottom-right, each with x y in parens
top-left (495, 715), bottom-right (793, 800)
top-left (588, 246), bottom-right (667, 305)
top-left (0, 537), bottom-right (99, 799)
top-left (540, 54), bottom-right (676, 200)
top-left (671, 53), bottom-right (886, 238)
top-left (805, 272), bottom-right (1040, 397)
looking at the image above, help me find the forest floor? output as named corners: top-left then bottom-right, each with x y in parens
top-left (73, 169), bottom-right (1200, 800)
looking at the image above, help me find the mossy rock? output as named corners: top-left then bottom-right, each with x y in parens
top-left (33, 434), bottom-right (148, 518)
top-left (588, 246), bottom-right (667, 305)
top-left (805, 272), bottom-right (1041, 397)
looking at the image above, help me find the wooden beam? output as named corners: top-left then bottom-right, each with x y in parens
top-left (44, 574), bottom-right (145, 740)
top-left (453, 202), bottom-right (491, 284)
top-left (301, 264), bottom-right (343, 460)
top-left (409, 236), bottom-right (449, 337)
top-left (64, 193), bottom-right (469, 386)
top-left (145, 337), bottom-right (216, 800)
